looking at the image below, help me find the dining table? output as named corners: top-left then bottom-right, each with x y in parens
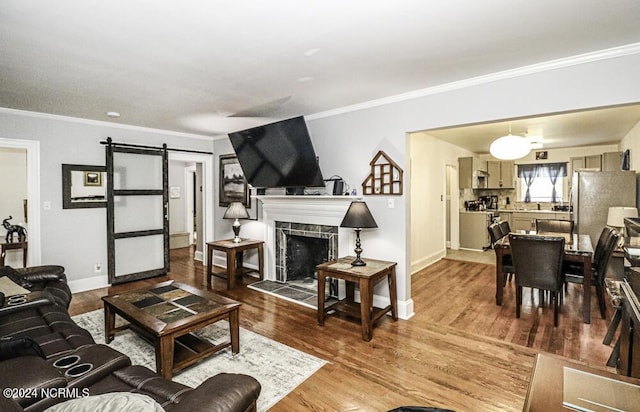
top-left (494, 231), bottom-right (594, 324)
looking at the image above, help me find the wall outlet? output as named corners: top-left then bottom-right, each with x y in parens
top-left (388, 198), bottom-right (395, 209)
top-left (94, 263), bottom-right (101, 273)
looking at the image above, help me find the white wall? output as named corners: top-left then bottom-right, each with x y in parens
top-left (0, 110), bottom-right (213, 291)
top-left (409, 133), bottom-right (475, 273)
top-left (168, 160), bottom-right (189, 234)
top-left (211, 139), bottom-right (264, 267)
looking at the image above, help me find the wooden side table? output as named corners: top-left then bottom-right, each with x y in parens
top-left (0, 241), bottom-right (28, 267)
top-left (316, 256), bottom-right (397, 341)
top-left (206, 239), bottom-right (264, 289)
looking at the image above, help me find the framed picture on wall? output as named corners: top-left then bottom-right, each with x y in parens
top-left (84, 171), bottom-right (102, 186)
top-left (219, 154), bottom-right (250, 207)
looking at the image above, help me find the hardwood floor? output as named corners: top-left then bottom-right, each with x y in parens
top-left (69, 248), bottom-right (615, 411)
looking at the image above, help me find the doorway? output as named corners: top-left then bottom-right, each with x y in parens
top-left (0, 138), bottom-right (40, 266)
top-left (168, 152), bottom-right (213, 265)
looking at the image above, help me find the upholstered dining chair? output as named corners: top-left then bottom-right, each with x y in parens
top-left (564, 227), bottom-right (619, 319)
top-left (509, 234), bottom-right (565, 326)
top-left (535, 219), bottom-right (574, 234)
top-left (488, 222), bottom-right (513, 283)
top-left (498, 220), bottom-right (511, 236)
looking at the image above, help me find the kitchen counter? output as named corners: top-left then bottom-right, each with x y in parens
top-left (497, 209), bottom-right (572, 232)
top-left (497, 209), bottom-right (558, 213)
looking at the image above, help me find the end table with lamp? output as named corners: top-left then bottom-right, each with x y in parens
top-left (207, 201), bottom-right (262, 289)
top-left (316, 200), bottom-right (398, 341)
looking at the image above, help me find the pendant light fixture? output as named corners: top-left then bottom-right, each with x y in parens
top-left (489, 124), bottom-right (531, 160)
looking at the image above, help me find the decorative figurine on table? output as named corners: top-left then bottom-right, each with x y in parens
top-left (2, 216), bottom-right (27, 243)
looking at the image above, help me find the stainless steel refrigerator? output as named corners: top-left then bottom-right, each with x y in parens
top-left (571, 170), bottom-right (637, 244)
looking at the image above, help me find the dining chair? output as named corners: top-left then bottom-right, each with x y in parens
top-left (498, 220), bottom-right (511, 236)
top-left (564, 227), bottom-right (619, 319)
top-left (535, 219), bottom-right (574, 234)
top-left (488, 222), bottom-right (513, 283)
top-left (488, 222), bottom-right (504, 244)
top-left (509, 234), bottom-right (565, 326)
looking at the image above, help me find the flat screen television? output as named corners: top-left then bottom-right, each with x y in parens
top-left (228, 116), bottom-right (325, 190)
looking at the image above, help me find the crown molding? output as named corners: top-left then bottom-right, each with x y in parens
top-left (0, 107), bottom-right (215, 141)
top-left (307, 42), bottom-right (640, 121)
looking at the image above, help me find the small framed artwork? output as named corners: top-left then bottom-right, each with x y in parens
top-left (84, 171), bottom-right (102, 186)
top-left (219, 154), bottom-right (250, 207)
top-left (535, 151), bottom-right (548, 160)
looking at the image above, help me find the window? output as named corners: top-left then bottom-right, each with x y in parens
top-left (519, 177), bottom-right (563, 202)
top-left (517, 162), bottom-right (567, 203)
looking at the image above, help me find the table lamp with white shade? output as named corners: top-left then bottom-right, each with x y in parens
top-left (223, 201), bottom-right (249, 243)
top-left (607, 206), bottom-right (638, 247)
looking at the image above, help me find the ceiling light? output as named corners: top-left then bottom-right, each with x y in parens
top-left (490, 134), bottom-right (531, 160)
top-left (106, 111), bottom-right (120, 118)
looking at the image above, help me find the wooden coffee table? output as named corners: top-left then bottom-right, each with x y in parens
top-left (102, 280), bottom-right (241, 379)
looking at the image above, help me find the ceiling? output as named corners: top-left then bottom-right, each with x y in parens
top-left (2, 1), bottom-right (640, 138)
top-left (422, 103), bottom-right (640, 154)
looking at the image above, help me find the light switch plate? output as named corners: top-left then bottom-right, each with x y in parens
top-left (388, 198), bottom-right (395, 208)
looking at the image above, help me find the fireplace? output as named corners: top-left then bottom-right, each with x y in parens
top-left (257, 195), bottom-right (358, 288)
top-left (275, 221), bottom-right (338, 283)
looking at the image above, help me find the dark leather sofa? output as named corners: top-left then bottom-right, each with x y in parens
top-left (0, 265), bottom-right (261, 412)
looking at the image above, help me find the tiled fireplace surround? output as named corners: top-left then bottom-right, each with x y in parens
top-left (275, 221), bottom-right (338, 283)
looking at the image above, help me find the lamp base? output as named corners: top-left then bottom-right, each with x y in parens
top-left (351, 256), bottom-right (366, 266)
top-left (351, 228), bottom-right (366, 266)
top-left (232, 219), bottom-right (242, 243)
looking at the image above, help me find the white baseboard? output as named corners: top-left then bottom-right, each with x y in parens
top-left (194, 250), bottom-right (203, 262)
top-left (352, 290), bottom-right (414, 320)
top-left (411, 249), bottom-right (446, 274)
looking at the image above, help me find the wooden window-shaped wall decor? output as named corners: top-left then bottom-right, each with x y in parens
top-left (362, 150), bottom-right (403, 195)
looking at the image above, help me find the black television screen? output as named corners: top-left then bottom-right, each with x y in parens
top-left (228, 116), bottom-right (325, 189)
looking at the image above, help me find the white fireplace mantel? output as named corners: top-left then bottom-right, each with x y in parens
top-left (257, 195), bottom-right (360, 281)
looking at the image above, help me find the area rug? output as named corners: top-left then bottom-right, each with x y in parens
top-left (72, 310), bottom-right (327, 412)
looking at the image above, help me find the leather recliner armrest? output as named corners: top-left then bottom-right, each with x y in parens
top-left (165, 373), bottom-right (261, 412)
top-left (0, 291), bottom-right (53, 317)
top-left (15, 265), bottom-right (65, 283)
top-left (0, 356), bottom-right (67, 408)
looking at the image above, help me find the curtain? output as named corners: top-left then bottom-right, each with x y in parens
top-left (517, 163), bottom-right (567, 203)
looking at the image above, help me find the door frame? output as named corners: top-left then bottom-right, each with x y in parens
top-left (168, 151), bottom-right (213, 265)
top-left (445, 161), bottom-right (460, 250)
top-left (0, 137), bottom-right (41, 265)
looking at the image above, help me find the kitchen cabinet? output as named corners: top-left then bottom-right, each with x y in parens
top-left (603, 151), bottom-right (623, 171)
top-left (497, 211), bottom-right (512, 228)
top-left (570, 155), bottom-right (602, 175)
top-left (512, 212), bottom-right (538, 231)
top-left (487, 160), bottom-right (514, 189)
top-left (458, 157), bottom-right (487, 189)
top-left (510, 211), bottom-right (572, 232)
top-left (459, 211), bottom-right (491, 250)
